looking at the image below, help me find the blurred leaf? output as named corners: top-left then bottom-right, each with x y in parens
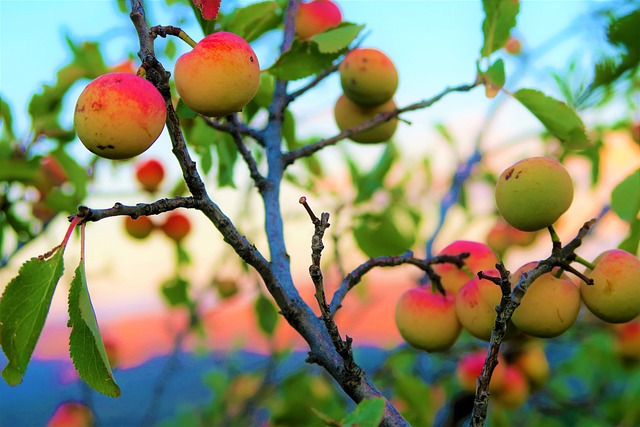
top-left (593, 9), bottom-right (640, 88)
top-left (0, 249), bottom-right (64, 385)
top-left (215, 131), bottom-right (238, 188)
top-left (0, 157), bottom-right (39, 182)
top-left (353, 143), bottom-right (398, 204)
top-left (483, 58), bottom-right (505, 91)
top-left (480, 0), bottom-right (519, 57)
top-left (0, 96), bottom-right (16, 144)
top-left (164, 38), bottom-right (177, 60)
top-left (254, 292), bottom-right (279, 336)
top-left (252, 73), bottom-right (275, 109)
top-left (342, 398), bottom-right (385, 427)
top-left (393, 370), bottom-right (434, 425)
top-left (176, 99), bottom-right (198, 119)
top-left (282, 109), bottom-right (296, 149)
top-left (310, 22), bottom-right (365, 54)
top-left (223, 1), bottom-right (282, 42)
top-left (611, 168), bottom-right (640, 222)
top-left (65, 36), bottom-right (108, 79)
top-left (268, 39), bottom-right (342, 81)
top-left (68, 260), bottom-right (120, 397)
top-left (434, 123), bottom-right (455, 147)
top-left (161, 276), bottom-right (191, 307)
top-left (353, 205), bottom-right (419, 258)
top-left (619, 216), bottom-right (640, 254)
top-left (513, 88), bottom-right (589, 150)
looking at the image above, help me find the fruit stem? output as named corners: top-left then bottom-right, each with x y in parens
top-left (573, 254), bottom-right (596, 270)
top-left (178, 30), bottom-right (198, 48)
top-left (547, 225), bottom-right (561, 247)
top-left (62, 215), bottom-right (83, 249)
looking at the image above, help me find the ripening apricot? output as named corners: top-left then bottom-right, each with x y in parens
top-left (455, 273), bottom-right (500, 341)
top-left (295, 0), bottom-right (342, 39)
top-left (124, 216), bottom-right (155, 240)
top-left (395, 286), bottom-right (462, 352)
top-left (495, 157), bottom-right (574, 231)
top-left (47, 401), bottom-right (94, 427)
top-left (493, 365), bottom-right (530, 408)
top-left (456, 349), bottom-right (507, 394)
top-left (339, 48), bottom-right (399, 106)
top-left (135, 158), bottom-right (165, 193)
top-left (74, 73), bottom-right (166, 159)
top-left (511, 340), bottom-right (550, 389)
top-left (581, 250), bottom-right (640, 323)
top-left (334, 95), bottom-right (398, 143)
top-left (160, 211), bottom-right (192, 242)
top-left (511, 262), bottom-right (581, 338)
top-left (432, 240), bottom-right (499, 294)
top-left (174, 32), bottom-right (260, 117)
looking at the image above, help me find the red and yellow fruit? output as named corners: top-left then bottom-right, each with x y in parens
top-left (614, 319), bottom-right (640, 362)
top-left (455, 272), bottom-right (501, 341)
top-left (174, 32), bottom-right (260, 117)
top-left (74, 72), bottom-right (166, 159)
top-left (160, 211), bottom-right (192, 243)
top-left (395, 286), bottom-right (462, 352)
top-left (494, 157), bottom-right (574, 232)
top-left (47, 401), bottom-right (94, 427)
top-left (334, 95), bottom-right (397, 143)
top-left (486, 218), bottom-right (537, 257)
top-left (504, 36), bottom-right (522, 55)
top-left (511, 340), bottom-right (550, 388)
top-left (456, 350), bottom-right (507, 393)
top-left (581, 249), bottom-right (640, 323)
top-left (493, 365), bottom-right (530, 408)
top-left (295, 0), bottom-right (342, 39)
top-left (135, 158), bottom-right (165, 193)
top-left (511, 262), bottom-right (581, 338)
top-left (432, 240), bottom-right (499, 294)
top-left (339, 48), bottom-right (399, 106)
top-left (124, 216), bottom-right (155, 240)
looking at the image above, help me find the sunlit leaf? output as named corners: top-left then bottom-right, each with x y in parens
top-left (611, 168), bottom-right (640, 222)
top-left (342, 398), bottom-right (385, 427)
top-left (354, 205), bottom-right (419, 258)
top-left (268, 39), bottom-right (341, 81)
top-left (311, 22), bottom-right (365, 54)
top-left (480, 0), bottom-right (519, 57)
top-left (223, 1), bottom-right (282, 42)
top-left (68, 261), bottom-right (120, 397)
top-left (513, 88), bottom-right (589, 150)
top-left (0, 249), bottom-right (64, 385)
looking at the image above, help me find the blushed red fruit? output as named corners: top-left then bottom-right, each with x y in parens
top-left (432, 240), bottom-right (499, 294)
top-left (295, 0), bottom-right (342, 39)
top-left (395, 286), bottom-right (462, 352)
top-left (511, 262), bottom-right (581, 338)
top-left (581, 249), bottom-right (640, 323)
top-left (615, 319), bottom-right (640, 362)
top-left (47, 401), bottom-right (94, 427)
top-left (493, 365), bottom-right (530, 408)
top-left (334, 95), bottom-right (398, 143)
top-left (135, 158), bottom-right (165, 193)
top-left (161, 211), bottom-right (192, 242)
top-left (109, 60), bottom-right (136, 74)
top-left (495, 157), bottom-right (574, 231)
top-left (486, 218), bottom-right (537, 257)
top-left (339, 48), bottom-right (399, 106)
top-left (33, 155), bottom-right (68, 196)
top-left (174, 32), bottom-right (260, 117)
top-left (511, 340), bottom-right (550, 389)
top-left (74, 73), bottom-right (166, 159)
top-left (455, 272), bottom-right (501, 341)
top-left (124, 216), bottom-right (154, 240)
top-left (504, 36), bottom-right (522, 55)
top-left (456, 350), bottom-right (507, 393)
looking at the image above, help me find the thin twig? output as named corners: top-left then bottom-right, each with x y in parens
top-left (228, 115), bottom-right (268, 192)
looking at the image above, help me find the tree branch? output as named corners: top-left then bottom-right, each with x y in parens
top-left (202, 116), bottom-right (266, 147)
top-left (283, 80), bottom-right (480, 166)
top-left (227, 115), bottom-right (269, 193)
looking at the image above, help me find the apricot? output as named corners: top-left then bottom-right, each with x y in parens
top-left (456, 349), bottom-right (507, 393)
top-left (135, 158), bottom-right (165, 193)
top-left (160, 211), bottom-right (192, 242)
top-left (47, 401), bottom-right (93, 427)
top-left (432, 240), bottom-right (499, 294)
top-left (511, 262), bottom-right (581, 338)
top-left (339, 48), bottom-right (399, 106)
top-left (511, 340), bottom-right (550, 388)
top-left (493, 365), bottom-right (530, 408)
top-left (455, 273), bottom-right (500, 341)
top-left (295, 0), bottom-right (342, 40)
top-left (495, 157), bottom-right (574, 231)
top-left (615, 319), bottom-right (640, 362)
top-left (74, 73), bottom-right (166, 159)
top-left (395, 286), bottom-right (462, 352)
top-left (174, 32), bottom-right (260, 117)
top-left (486, 218), bottom-right (537, 257)
top-left (504, 36), bottom-right (522, 55)
top-left (124, 216), bottom-right (155, 240)
top-left (581, 250), bottom-right (640, 323)
top-left (334, 95), bottom-right (398, 143)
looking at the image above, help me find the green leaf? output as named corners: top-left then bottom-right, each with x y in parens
top-left (480, 0), bottom-right (519, 57)
top-left (68, 261), bottom-right (120, 397)
top-left (254, 293), bottom-right (279, 336)
top-left (268, 39), bottom-right (342, 81)
top-left (0, 96), bottom-right (16, 143)
top-left (593, 9), bottom-right (640, 88)
top-left (310, 22), bottom-right (365, 54)
top-left (0, 249), bottom-right (65, 385)
top-left (353, 205), bottom-right (419, 258)
top-left (513, 88), bottom-right (589, 150)
top-left (483, 58), bottom-right (505, 90)
top-left (353, 143), bottom-right (398, 204)
top-left (223, 1), bottom-right (282, 43)
top-left (0, 157), bottom-right (40, 182)
top-left (161, 276), bottom-right (191, 308)
top-left (619, 216), bottom-right (640, 254)
top-left (215, 132), bottom-right (238, 188)
top-left (176, 99), bottom-right (198, 119)
top-left (611, 168), bottom-right (640, 223)
top-left (282, 109), bottom-right (297, 149)
top-left (342, 398), bottom-right (385, 427)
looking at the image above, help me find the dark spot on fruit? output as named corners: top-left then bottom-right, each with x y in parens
top-left (351, 78), bottom-right (357, 85)
top-left (505, 168), bottom-right (514, 180)
top-left (96, 145), bottom-right (115, 151)
top-left (77, 105), bottom-right (85, 112)
top-left (107, 145), bottom-right (115, 149)
top-left (115, 78), bottom-right (122, 84)
top-left (515, 171), bottom-right (522, 179)
top-left (249, 56), bottom-right (254, 63)
top-left (91, 101), bottom-right (102, 111)
top-left (362, 58), bottom-right (368, 63)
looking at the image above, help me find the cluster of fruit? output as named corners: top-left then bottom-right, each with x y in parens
top-left (124, 159), bottom-right (191, 243)
top-left (395, 156), bottom-right (640, 352)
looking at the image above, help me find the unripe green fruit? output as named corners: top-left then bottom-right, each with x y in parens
top-left (334, 95), bottom-right (397, 144)
top-left (339, 48), bottom-right (399, 106)
top-left (74, 73), bottom-right (166, 159)
top-left (395, 286), bottom-right (461, 352)
top-left (174, 32), bottom-right (260, 117)
top-left (494, 157), bottom-right (574, 231)
top-left (581, 250), bottom-right (640, 323)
